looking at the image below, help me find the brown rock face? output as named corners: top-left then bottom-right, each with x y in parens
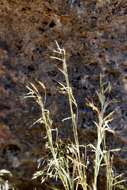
top-left (0, 0), bottom-right (127, 189)
top-left (0, 123), bottom-right (18, 146)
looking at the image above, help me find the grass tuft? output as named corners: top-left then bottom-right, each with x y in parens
top-left (25, 42), bottom-right (126, 190)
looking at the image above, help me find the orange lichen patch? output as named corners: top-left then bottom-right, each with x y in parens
top-left (60, 15), bottom-right (72, 25)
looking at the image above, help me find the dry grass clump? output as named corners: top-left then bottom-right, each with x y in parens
top-left (25, 42), bottom-right (126, 190)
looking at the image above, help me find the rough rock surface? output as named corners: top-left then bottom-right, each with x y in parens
top-left (0, 0), bottom-right (127, 189)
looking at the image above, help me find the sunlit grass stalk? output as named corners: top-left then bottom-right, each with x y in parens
top-left (104, 150), bottom-right (126, 190)
top-left (25, 83), bottom-right (75, 190)
top-left (104, 151), bottom-right (114, 190)
top-left (51, 41), bottom-right (87, 190)
top-left (93, 110), bottom-right (105, 190)
top-left (26, 82), bottom-right (56, 159)
top-left (88, 80), bottom-right (114, 190)
top-left (51, 41), bottom-right (79, 153)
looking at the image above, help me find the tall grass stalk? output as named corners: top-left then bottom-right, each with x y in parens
top-left (87, 80), bottom-right (114, 190)
top-left (51, 41), bottom-right (79, 152)
top-left (104, 151), bottom-right (114, 190)
top-left (104, 150), bottom-right (126, 190)
top-left (51, 41), bottom-right (88, 190)
top-left (25, 82), bottom-right (75, 190)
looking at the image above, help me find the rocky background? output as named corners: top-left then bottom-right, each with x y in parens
top-left (0, 0), bottom-right (127, 189)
